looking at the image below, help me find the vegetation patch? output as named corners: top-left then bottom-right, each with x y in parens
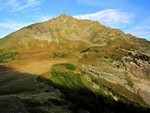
top-left (51, 51), bottom-right (69, 58)
top-left (50, 63), bottom-right (84, 88)
top-left (81, 46), bottom-right (99, 53)
top-left (0, 50), bottom-right (19, 63)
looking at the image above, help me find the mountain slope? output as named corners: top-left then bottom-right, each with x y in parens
top-left (0, 14), bottom-right (149, 51)
top-left (0, 14), bottom-right (150, 113)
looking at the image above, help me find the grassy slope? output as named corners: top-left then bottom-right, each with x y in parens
top-left (0, 39), bottom-right (149, 113)
top-left (47, 63), bottom-right (150, 113)
top-left (0, 40), bottom-right (149, 112)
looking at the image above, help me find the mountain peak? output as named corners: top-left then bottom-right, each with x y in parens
top-left (57, 14), bottom-right (73, 19)
top-left (59, 14), bottom-right (70, 17)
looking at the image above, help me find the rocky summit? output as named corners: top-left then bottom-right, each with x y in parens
top-left (0, 14), bottom-right (150, 113)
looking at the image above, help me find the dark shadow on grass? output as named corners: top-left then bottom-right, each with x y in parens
top-left (0, 65), bottom-right (45, 95)
top-left (0, 65), bottom-right (72, 113)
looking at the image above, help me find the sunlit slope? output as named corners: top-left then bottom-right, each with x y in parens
top-left (0, 14), bottom-right (149, 52)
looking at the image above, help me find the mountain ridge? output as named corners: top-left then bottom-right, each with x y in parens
top-left (0, 14), bottom-right (150, 113)
top-left (0, 14), bottom-right (149, 50)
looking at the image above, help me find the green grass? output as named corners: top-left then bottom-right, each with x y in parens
top-left (53, 63), bottom-right (76, 71)
top-left (50, 63), bottom-right (84, 89)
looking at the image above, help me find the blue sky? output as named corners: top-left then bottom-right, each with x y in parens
top-left (0, 0), bottom-right (150, 40)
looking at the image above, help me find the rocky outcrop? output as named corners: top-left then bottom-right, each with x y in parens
top-left (81, 65), bottom-right (135, 93)
top-left (123, 50), bottom-right (150, 105)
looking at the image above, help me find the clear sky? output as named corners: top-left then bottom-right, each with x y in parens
top-left (0, 0), bottom-right (150, 40)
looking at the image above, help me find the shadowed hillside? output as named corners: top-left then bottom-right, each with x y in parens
top-left (0, 65), bottom-right (150, 113)
top-left (0, 65), bottom-right (71, 113)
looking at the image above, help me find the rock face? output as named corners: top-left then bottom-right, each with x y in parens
top-left (0, 14), bottom-right (150, 112)
top-left (123, 50), bottom-right (150, 105)
top-left (81, 64), bottom-right (135, 93)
